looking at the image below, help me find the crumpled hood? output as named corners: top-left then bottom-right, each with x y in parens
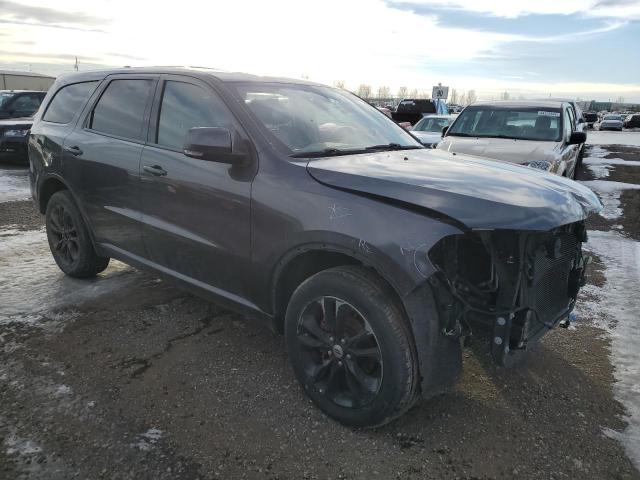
top-left (437, 136), bottom-right (559, 164)
top-left (306, 149), bottom-right (602, 231)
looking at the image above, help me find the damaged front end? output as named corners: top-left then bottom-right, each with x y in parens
top-left (428, 222), bottom-right (589, 366)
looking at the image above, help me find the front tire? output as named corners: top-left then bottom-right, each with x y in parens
top-left (45, 190), bottom-right (110, 278)
top-left (285, 266), bottom-right (419, 427)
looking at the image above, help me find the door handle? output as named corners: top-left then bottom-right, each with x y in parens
top-left (143, 164), bottom-right (167, 176)
top-left (64, 145), bottom-right (83, 156)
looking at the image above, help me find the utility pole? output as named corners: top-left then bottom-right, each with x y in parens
top-left (74, 57), bottom-right (79, 71)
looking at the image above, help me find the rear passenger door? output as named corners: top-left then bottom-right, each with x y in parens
top-left (63, 74), bottom-right (157, 257)
top-left (138, 75), bottom-right (254, 300)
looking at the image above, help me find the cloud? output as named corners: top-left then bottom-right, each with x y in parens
top-left (0, 0), bottom-right (105, 25)
top-left (390, 0), bottom-right (640, 19)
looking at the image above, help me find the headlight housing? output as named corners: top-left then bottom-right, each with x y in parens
top-left (523, 160), bottom-right (552, 171)
top-left (4, 129), bottom-right (30, 137)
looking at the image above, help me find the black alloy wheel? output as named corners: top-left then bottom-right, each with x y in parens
top-left (296, 296), bottom-right (383, 408)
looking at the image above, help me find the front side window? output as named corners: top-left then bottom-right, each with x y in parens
top-left (157, 81), bottom-right (233, 150)
top-left (0, 92), bottom-right (15, 108)
top-left (90, 79), bottom-right (153, 140)
top-left (231, 83), bottom-right (421, 157)
top-left (448, 106), bottom-right (562, 142)
top-left (43, 81), bottom-right (98, 124)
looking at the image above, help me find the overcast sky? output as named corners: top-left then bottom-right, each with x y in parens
top-left (1, 0), bottom-right (639, 101)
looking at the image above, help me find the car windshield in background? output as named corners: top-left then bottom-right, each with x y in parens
top-left (0, 92), bottom-right (15, 108)
top-left (448, 106), bottom-right (562, 142)
top-left (413, 116), bottom-right (451, 132)
top-left (604, 115), bottom-right (622, 121)
top-left (231, 83), bottom-right (422, 157)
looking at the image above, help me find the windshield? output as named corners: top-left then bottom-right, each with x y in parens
top-left (231, 83), bottom-right (422, 157)
top-left (0, 92), bottom-right (17, 109)
top-left (413, 116), bottom-right (452, 132)
top-left (448, 106), bottom-right (562, 142)
top-left (604, 115), bottom-right (622, 121)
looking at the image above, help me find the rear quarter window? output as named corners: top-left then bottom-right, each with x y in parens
top-left (43, 81), bottom-right (98, 124)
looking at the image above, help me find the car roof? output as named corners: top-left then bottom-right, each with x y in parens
top-left (54, 67), bottom-right (325, 87)
top-left (470, 100), bottom-right (565, 109)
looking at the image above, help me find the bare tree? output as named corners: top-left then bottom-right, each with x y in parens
top-left (357, 84), bottom-right (372, 99)
top-left (333, 80), bottom-right (346, 89)
top-left (466, 90), bottom-right (477, 104)
top-left (409, 88), bottom-right (419, 98)
top-left (377, 85), bottom-right (391, 99)
top-left (616, 96), bottom-right (625, 104)
top-left (500, 91), bottom-right (510, 101)
top-left (450, 88), bottom-right (459, 104)
top-left (397, 86), bottom-right (408, 99)
top-left (417, 90), bottom-right (430, 99)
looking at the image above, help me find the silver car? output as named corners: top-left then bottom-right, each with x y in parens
top-left (437, 101), bottom-right (586, 178)
top-left (410, 114), bottom-right (456, 148)
top-left (599, 114), bottom-right (624, 131)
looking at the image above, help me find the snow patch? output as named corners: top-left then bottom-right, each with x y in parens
top-left (4, 434), bottom-right (42, 456)
top-left (584, 157), bottom-right (640, 167)
top-left (132, 428), bottom-right (163, 451)
top-left (581, 180), bottom-right (640, 194)
top-left (579, 181), bottom-right (640, 220)
top-left (577, 230), bottom-right (640, 470)
top-left (0, 168), bottom-right (30, 202)
top-left (0, 227), bottom-right (141, 327)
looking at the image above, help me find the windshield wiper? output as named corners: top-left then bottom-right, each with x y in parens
top-left (364, 143), bottom-right (423, 151)
top-left (446, 132), bottom-right (475, 137)
top-left (289, 148), bottom-right (352, 158)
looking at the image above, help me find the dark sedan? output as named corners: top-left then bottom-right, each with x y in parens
top-left (0, 116), bottom-right (32, 163)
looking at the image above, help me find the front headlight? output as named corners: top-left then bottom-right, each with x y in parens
top-left (523, 160), bottom-right (552, 171)
top-left (4, 129), bottom-right (30, 137)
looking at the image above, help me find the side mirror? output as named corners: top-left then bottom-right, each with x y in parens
top-left (568, 131), bottom-right (586, 145)
top-left (577, 117), bottom-right (584, 124)
top-left (442, 126), bottom-right (449, 137)
top-left (183, 127), bottom-right (233, 162)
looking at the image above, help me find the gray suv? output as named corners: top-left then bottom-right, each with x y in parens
top-left (29, 68), bottom-right (601, 427)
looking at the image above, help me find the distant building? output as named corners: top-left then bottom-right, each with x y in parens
top-left (0, 70), bottom-right (56, 91)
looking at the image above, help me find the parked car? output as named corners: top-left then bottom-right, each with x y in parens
top-left (29, 69), bottom-right (601, 427)
top-left (437, 101), bottom-right (586, 178)
top-left (599, 114), bottom-right (624, 131)
top-left (0, 90), bottom-right (46, 119)
top-left (624, 114), bottom-right (640, 128)
top-left (584, 111), bottom-right (598, 129)
top-left (391, 98), bottom-right (436, 125)
top-left (411, 114), bottom-right (456, 147)
top-left (0, 116), bottom-right (33, 163)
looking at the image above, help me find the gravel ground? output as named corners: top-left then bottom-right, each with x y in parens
top-left (1, 141), bottom-right (640, 479)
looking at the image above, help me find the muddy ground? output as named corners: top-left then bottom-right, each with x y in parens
top-left (1, 142), bottom-right (640, 479)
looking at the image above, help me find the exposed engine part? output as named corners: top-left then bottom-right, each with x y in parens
top-left (428, 222), bottom-right (588, 365)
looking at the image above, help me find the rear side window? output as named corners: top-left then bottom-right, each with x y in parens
top-left (90, 79), bottom-right (153, 140)
top-left (12, 94), bottom-right (43, 115)
top-left (43, 81), bottom-right (98, 124)
top-left (156, 81), bottom-right (233, 150)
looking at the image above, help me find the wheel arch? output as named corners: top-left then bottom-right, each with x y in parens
top-left (271, 243), bottom-right (410, 334)
top-left (38, 174), bottom-right (69, 214)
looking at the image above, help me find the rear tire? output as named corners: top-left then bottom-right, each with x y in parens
top-left (285, 266), bottom-right (419, 427)
top-left (45, 190), bottom-right (110, 278)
